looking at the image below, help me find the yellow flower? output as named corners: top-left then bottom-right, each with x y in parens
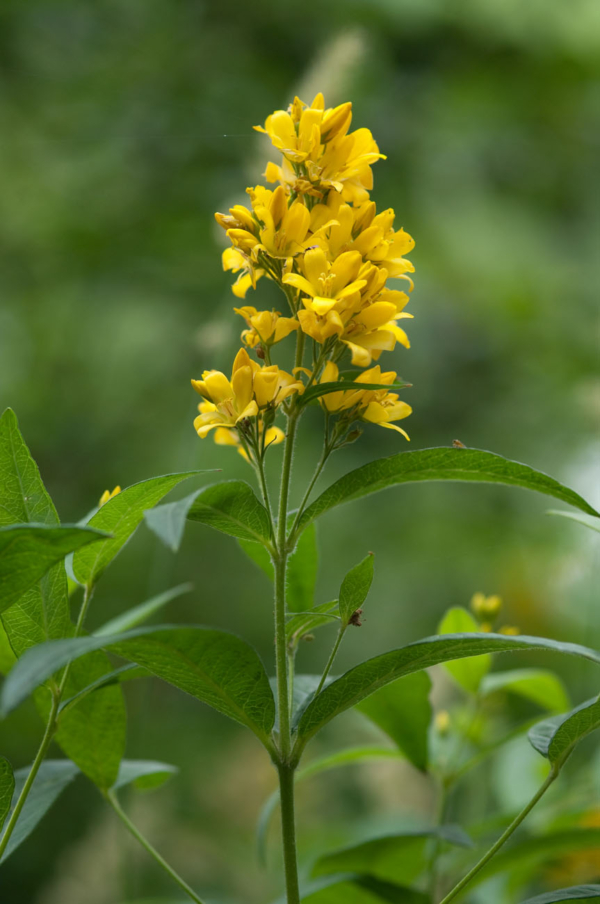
top-left (234, 306), bottom-right (298, 348)
top-left (319, 362), bottom-right (411, 439)
top-left (222, 247), bottom-right (264, 299)
top-left (191, 348), bottom-right (303, 439)
top-left (283, 247), bottom-right (366, 316)
top-left (213, 424), bottom-right (285, 460)
top-left (499, 625), bottom-right (520, 636)
top-left (470, 593), bottom-right (503, 620)
top-left (99, 486), bottom-right (121, 507)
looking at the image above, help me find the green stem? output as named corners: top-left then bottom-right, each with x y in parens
top-left (278, 764), bottom-right (301, 904)
top-left (438, 766), bottom-right (559, 904)
top-left (105, 790), bottom-right (206, 904)
top-left (291, 416), bottom-right (330, 535)
top-left (0, 694), bottom-right (60, 859)
top-left (314, 627), bottom-right (345, 698)
top-left (255, 455), bottom-right (275, 540)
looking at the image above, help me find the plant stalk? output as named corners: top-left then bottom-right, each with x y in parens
top-left (438, 766), bottom-right (559, 904)
top-left (314, 627), bottom-right (345, 697)
top-left (278, 764), bottom-right (301, 904)
top-left (105, 790), bottom-right (206, 904)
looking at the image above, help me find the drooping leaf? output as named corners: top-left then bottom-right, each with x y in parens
top-left (297, 447), bottom-right (598, 531)
top-left (356, 672), bottom-right (432, 771)
top-left (113, 759), bottom-right (178, 792)
top-left (144, 490), bottom-right (205, 552)
top-left (339, 554), bottom-right (374, 627)
top-left (0, 524), bottom-right (108, 615)
top-left (295, 633), bottom-right (600, 752)
top-left (438, 608), bottom-right (491, 693)
top-left (300, 874), bottom-right (429, 904)
top-left (0, 759), bottom-right (79, 862)
top-left (73, 472), bottom-right (201, 585)
top-left (59, 663), bottom-right (145, 715)
top-left (481, 668), bottom-right (570, 713)
top-left (299, 380), bottom-right (410, 407)
top-left (547, 510), bottom-right (600, 535)
top-left (95, 584), bottom-right (193, 636)
top-left (286, 602), bottom-right (339, 647)
top-left (529, 695), bottom-right (600, 765)
top-left (0, 757), bottom-right (14, 832)
top-left (1, 626), bottom-right (276, 747)
top-left (520, 886), bottom-right (600, 903)
top-left (312, 826), bottom-right (472, 888)
top-left (187, 480), bottom-right (272, 545)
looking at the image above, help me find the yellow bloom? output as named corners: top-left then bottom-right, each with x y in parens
top-left (234, 306), bottom-right (298, 348)
top-left (213, 424), bottom-right (285, 460)
top-left (191, 348), bottom-right (303, 439)
top-left (470, 593), bottom-right (503, 620)
top-left (283, 247), bottom-right (366, 316)
top-left (99, 486), bottom-right (121, 507)
top-left (319, 362), bottom-right (411, 439)
top-left (222, 247), bottom-right (264, 299)
top-left (499, 625), bottom-right (520, 636)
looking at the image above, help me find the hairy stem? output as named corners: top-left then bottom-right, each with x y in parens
top-left (105, 790), bottom-right (206, 904)
top-left (438, 766), bottom-right (559, 904)
top-left (278, 764), bottom-right (301, 904)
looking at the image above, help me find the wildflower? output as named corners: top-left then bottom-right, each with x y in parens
top-left (283, 248), bottom-right (366, 316)
top-left (191, 348), bottom-right (303, 439)
top-left (319, 362), bottom-right (411, 439)
top-left (234, 306), bottom-right (298, 348)
top-left (222, 247), bottom-right (265, 299)
top-left (213, 423), bottom-right (285, 460)
top-left (99, 486), bottom-right (121, 507)
top-left (470, 593), bottom-right (503, 621)
top-left (499, 625), bottom-right (520, 636)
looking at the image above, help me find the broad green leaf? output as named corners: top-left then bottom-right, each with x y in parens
top-left (438, 608), bottom-right (491, 693)
top-left (0, 757), bottom-right (14, 832)
top-left (0, 524), bottom-right (108, 615)
top-left (297, 448), bottom-right (598, 531)
top-left (521, 887), bottom-right (600, 903)
top-left (339, 554), bottom-right (374, 627)
top-left (295, 633), bottom-right (600, 751)
top-left (144, 490), bottom-right (206, 552)
top-left (95, 584), bottom-right (193, 636)
top-left (0, 621), bottom-right (16, 674)
top-left (0, 759), bottom-right (79, 862)
top-left (548, 510), bottom-right (600, 534)
top-left (312, 826), bottom-right (472, 888)
top-left (481, 668), bottom-right (570, 713)
top-left (529, 695), bottom-right (600, 765)
top-left (356, 672), bottom-right (431, 771)
top-left (73, 472), bottom-right (201, 585)
top-left (113, 759), bottom-right (178, 792)
top-left (288, 523), bottom-right (319, 613)
top-left (300, 875), bottom-right (429, 904)
top-left (59, 663), bottom-right (145, 715)
top-left (187, 480), bottom-right (272, 544)
top-left (238, 536), bottom-right (273, 576)
top-left (299, 380), bottom-right (410, 407)
top-left (2, 626), bottom-right (276, 746)
top-left (286, 601), bottom-right (339, 647)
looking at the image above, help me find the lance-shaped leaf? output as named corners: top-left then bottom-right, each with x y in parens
top-left (438, 607), bottom-right (491, 693)
top-left (113, 759), bottom-right (178, 792)
top-left (295, 633), bottom-right (600, 751)
top-left (548, 510), bottom-right (600, 535)
top-left (529, 694), bottom-right (600, 766)
top-left (521, 887), bottom-right (600, 903)
top-left (0, 757), bottom-right (14, 832)
top-left (312, 827), bottom-right (472, 888)
top-left (144, 490), bottom-right (206, 552)
top-left (300, 874), bottom-right (429, 903)
top-left (187, 480), bottom-right (272, 544)
top-left (481, 668), bottom-right (570, 713)
top-left (296, 448), bottom-right (598, 531)
top-left (356, 672), bottom-right (431, 771)
top-left (95, 584), bottom-right (193, 636)
top-left (339, 554), bottom-right (374, 627)
top-left (0, 760), bottom-right (79, 862)
top-left (1, 626), bottom-right (276, 747)
top-left (299, 380), bottom-right (410, 407)
top-left (0, 524), bottom-right (108, 615)
top-left (73, 472), bottom-right (202, 585)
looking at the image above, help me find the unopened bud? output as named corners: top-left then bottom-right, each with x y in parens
top-left (470, 592), bottom-right (502, 621)
top-left (255, 345), bottom-right (266, 360)
top-left (435, 710), bottom-right (451, 736)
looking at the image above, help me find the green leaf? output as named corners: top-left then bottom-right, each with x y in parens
top-left (356, 672), bottom-right (432, 771)
top-left (339, 554), bottom-right (374, 627)
top-left (144, 490), bottom-right (206, 552)
top-left (59, 663), bottom-right (145, 715)
top-left (438, 608), bottom-right (491, 693)
top-left (0, 756), bottom-right (14, 832)
top-left (0, 524), bottom-right (108, 615)
top-left (95, 584), bottom-right (193, 636)
top-left (312, 826), bottom-right (472, 888)
top-left (520, 887), bottom-right (600, 903)
top-left (481, 668), bottom-right (570, 713)
top-left (2, 626), bottom-right (276, 747)
top-left (73, 472), bottom-right (201, 585)
top-left (187, 480), bottom-right (272, 544)
top-left (300, 875), bottom-right (429, 904)
top-left (113, 759), bottom-right (178, 792)
top-left (0, 621), bottom-right (17, 674)
top-left (238, 537), bottom-right (273, 577)
top-left (295, 633), bottom-right (600, 752)
top-left (529, 694), bottom-right (600, 765)
top-left (0, 759), bottom-right (79, 862)
top-left (288, 523), bottom-right (319, 613)
top-left (297, 448), bottom-right (598, 531)
top-left (299, 380), bottom-right (410, 407)
top-left (547, 510), bottom-right (600, 534)
top-left (286, 601), bottom-right (339, 647)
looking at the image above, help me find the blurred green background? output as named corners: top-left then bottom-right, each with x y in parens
top-left (1, 0), bottom-right (599, 901)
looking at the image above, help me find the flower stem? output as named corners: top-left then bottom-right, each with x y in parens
top-left (105, 790), bottom-right (206, 904)
top-left (278, 764), bottom-right (301, 904)
top-left (438, 766), bottom-right (559, 904)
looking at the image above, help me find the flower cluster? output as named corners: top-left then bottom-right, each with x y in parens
top-left (193, 93), bottom-right (415, 462)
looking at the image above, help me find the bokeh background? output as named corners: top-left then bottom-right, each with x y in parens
top-left (1, 0), bottom-right (599, 901)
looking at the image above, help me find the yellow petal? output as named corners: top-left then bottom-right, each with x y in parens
top-left (232, 365), bottom-right (254, 412)
top-left (283, 273), bottom-right (317, 297)
top-left (265, 426), bottom-right (285, 446)
top-left (253, 369), bottom-right (279, 407)
top-left (201, 372), bottom-right (234, 404)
